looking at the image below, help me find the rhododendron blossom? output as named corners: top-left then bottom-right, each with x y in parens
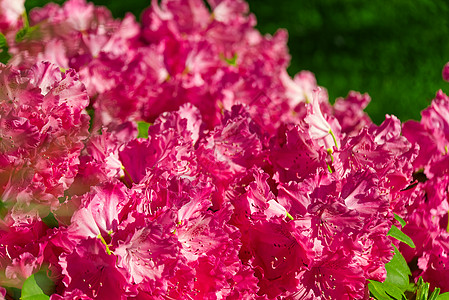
top-left (1, 0), bottom-right (449, 299)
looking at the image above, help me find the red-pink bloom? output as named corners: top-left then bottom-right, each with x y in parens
top-left (4, 252), bottom-right (41, 288)
top-left (270, 124), bottom-right (328, 183)
top-left (225, 264), bottom-right (260, 299)
top-left (293, 248), bottom-right (368, 299)
top-left (50, 289), bottom-right (93, 300)
top-left (443, 62), bottom-right (449, 82)
top-left (243, 219), bottom-right (313, 298)
top-left (113, 213), bottom-right (182, 294)
top-left (59, 238), bottom-right (129, 299)
top-left (335, 115), bottom-right (416, 187)
top-left (68, 182), bottom-right (129, 241)
top-left (0, 62), bottom-right (89, 220)
top-left (281, 70), bottom-right (317, 108)
top-left (418, 238), bottom-right (449, 293)
top-left (333, 91), bottom-right (372, 137)
top-left (0, 220), bottom-right (50, 288)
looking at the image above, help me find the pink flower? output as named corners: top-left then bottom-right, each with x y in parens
top-left (59, 238), bottom-right (129, 299)
top-left (0, 220), bottom-right (50, 288)
top-left (293, 248), bottom-right (367, 299)
top-left (119, 108), bottom-right (200, 185)
top-left (418, 239), bottom-right (449, 293)
top-left (0, 62), bottom-right (89, 220)
top-left (305, 88), bottom-right (341, 150)
top-left (243, 219), bottom-right (313, 298)
top-left (270, 124), bottom-right (328, 183)
top-left (443, 62), bottom-right (449, 82)
top-left (50, 289), bottom-right (93, 300)
top-left (333, 91), bottom-right (372, 137)
top-left (0, 0), bottom-right (24, 33)
top-left (68, 182), bottom-right (129, 241)
top-left (113, 213), bottom-right (182, 294)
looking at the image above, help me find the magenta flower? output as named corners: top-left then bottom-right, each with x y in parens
top-left (68, 182), bottom-right (128, 241)
top-left (333, 91), bottom-right (372, 136)
top-left (0, 61), bottom-right (89, 223)
top-left (293, 248), bottom-right (368, 299)
top-left (2, 0), bottom-right (449, 298)
top-left (59, 238), bottom-right (129, 299)
top-left (113, 213), bottom-right (182, 294)
top-left (443, 62), bottom-right (449, 82)
top-left (270, 124), bottom-right (329, 183)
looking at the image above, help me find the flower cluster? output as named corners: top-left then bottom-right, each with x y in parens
top-left (0, 0), bottom-right (448, 299)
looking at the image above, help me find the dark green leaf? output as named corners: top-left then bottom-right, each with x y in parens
top-left (4, 287), bottom-right (21, 300)
top-left (0, 199), bottom-right (13, 219)
top-left (388, 225), bottom-right (415, 248)
top-left (393, 213), bottom-right (406, 228)
top-left (137, 121), bottom-right (152, 139)
top-left (0, 33), bottom-right (11, 64)
top-left (42, 212), bottom-right (59, 228)
top-left (0, 33), bottom-right (7, 48)
top-left (33, 271), bottom-right (54, 296)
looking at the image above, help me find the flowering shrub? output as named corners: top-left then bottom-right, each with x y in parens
top-left (0, 0), bottom-right (448, 299)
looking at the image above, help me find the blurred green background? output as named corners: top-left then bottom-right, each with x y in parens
top-left (25, 0), bottom-right (449, 124)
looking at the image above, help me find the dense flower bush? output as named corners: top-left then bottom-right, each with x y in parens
top-left (0, 0), bottom-right (448, 299)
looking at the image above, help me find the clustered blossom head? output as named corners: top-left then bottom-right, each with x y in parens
top-left (0, 0), bottom-right (448, 299)
top-left (398, 89), bottom-right (449, 293)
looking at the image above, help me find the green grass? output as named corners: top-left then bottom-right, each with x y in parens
top-left (25, 0), bottom-right (449, 124)
top-left (247, 0), bottom-right (449, 124)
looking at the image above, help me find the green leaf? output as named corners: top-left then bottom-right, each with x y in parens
top-left (384, 281), bottom-right (407, 299)
top-left (437, 292), bottom-right (449, 300)
top-left (388, 224), bottom-right (415, 248)
top-left (15, 27), bottom-right (29, 43)
top-left (15, 12), bottom-right (30, 43)
top-left (41, 212), bottom-right (59, 228)
top-left (0, 33), bottom-right (7, 48)
top-left (369, 245), bottom-right (413, 299)
top-left (0, 33), bottom-right (11, 64)
top-left (368, 280), bottom-right (407, 299)
top-left (393, 213), bottom-right (406, 228)
top-left (0, 199), bottom-right (13, 219)
top-left (137, 121), bottom-right (152, 139)
top-left (429, 288), bottom-right (441, 300)
top-left (4, 287), bottom-right (21, 300)
top-left (369, 280), bottom-right (393, 300)
top-left (224, 53), bottom-right (238, 66)
top-left (384, 245), bottom-right (411, 291)
top-left (417, 281), bottom-right (430, 300)
top-left (21, 271), bottom-right (53, 300)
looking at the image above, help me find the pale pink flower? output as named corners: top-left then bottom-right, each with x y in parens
top-left (0, 0), bottom-right (25, 32)
top-left (305, 88), bottom-right (340, 150)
